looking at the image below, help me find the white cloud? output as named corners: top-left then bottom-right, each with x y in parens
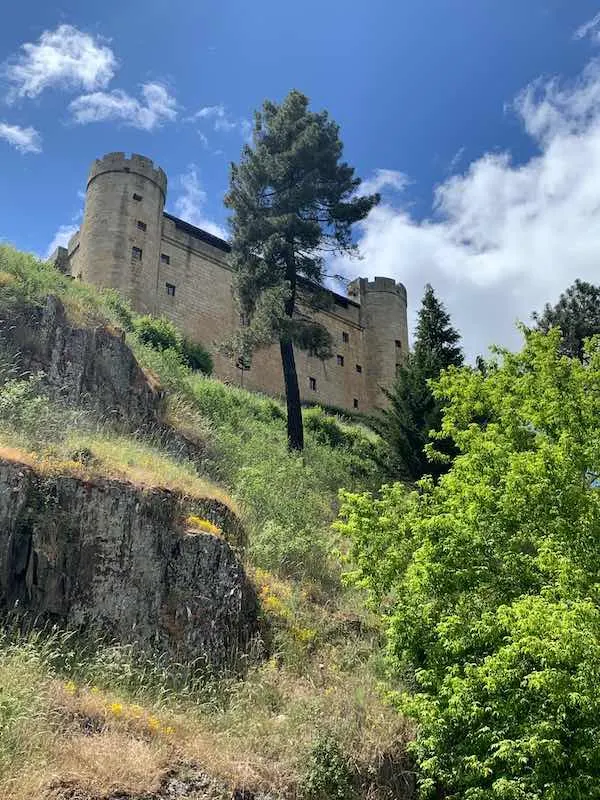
top-left (333, 55), bottom-right (600, 361)
top-left (171, 165), bottom-right (227, 240)
top-left (574, 12), bottom-right (600, 42)
top-left (69, 82), bottom-right (177, 130)
top-left (189, 104), bottom-right (250, 138)
top-left (0, 122), bottom-right (41, 153)
top-left (360, 168), bottom-right (409, 196)
top-left (45, 224), bottom-right (79, 258)
top-left (4, 24), bottom-right (116, 101)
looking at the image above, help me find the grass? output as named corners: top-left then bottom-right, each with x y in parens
top-left (0, 245), bottom-right (410, 799)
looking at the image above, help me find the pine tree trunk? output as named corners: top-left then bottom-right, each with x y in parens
top-left (280, 337), bottom-right (304, 451)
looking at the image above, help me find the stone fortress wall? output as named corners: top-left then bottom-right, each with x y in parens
top-left (54, 152), bottom-right (409, 412)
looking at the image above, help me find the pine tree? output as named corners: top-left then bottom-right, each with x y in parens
top-left (377, 284), bottom-right (463, 481)
top-left (532, 279), bottom-right (600, 360)
top-left (224, 90), bottom-right (379, 450)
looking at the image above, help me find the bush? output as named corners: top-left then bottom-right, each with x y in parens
top-left (103, 289), bottom-right (134, 331)
top-left (182, 338), bottom-right (213, 374)
top-left (133, 314), bottom-right (182, 352)
top-left (338, 329), bottom-right (600, 798)
top-left (300, 734), bottom-right (356, 800)
top-left (0, 375), bottom-right (55, 442)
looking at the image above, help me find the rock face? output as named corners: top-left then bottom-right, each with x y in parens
top-left (0, 296), bottom-right (162, 428)
top-left (0, 457), bottom-right (259, 667)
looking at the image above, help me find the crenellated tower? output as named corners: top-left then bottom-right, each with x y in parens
top-left (348, 276), bottom-right (409, 409)
top-left (76, 152), bottom-right (167, 314)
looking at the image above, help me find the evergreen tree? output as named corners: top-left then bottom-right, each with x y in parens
top-left (377, 284), bottom-right (463, 481)
top-left (532, 279), bottom-right (600, 360)
top-left (224, 90), bottom-right (379, 450)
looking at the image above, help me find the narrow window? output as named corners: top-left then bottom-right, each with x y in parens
top-left (131, 246), bottom-right (142, 261)
top-left (166, 282), bottom-right (176, 297)
top-left (161, 253), bottom-right (170, 264)
top-left (396, 363), bottom-right (402, 377)
top-left (353, 398), bottom-right (359, 409)
top-left (132, 193), bottom-right (143, 202)
top-left (336, 354), bottom-right (344, 366)
top-left (342, 331), bottom-right (349, 343)
top-left (137, 220), bottom-right (147, 231)
top-left (395, 339), bottom-right (402, 348)
top-left (356, 364), bottom-right (362, 374)
top-left (309, 376), bottom-right (317, 391)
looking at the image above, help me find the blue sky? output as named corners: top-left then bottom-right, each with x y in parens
top-left (2, 1), bottom-right (600, 358)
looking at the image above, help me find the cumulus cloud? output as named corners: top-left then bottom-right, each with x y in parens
top-left (44, 224), bottom-right (79, 258)
top-left (574, 12), bottom-right (600, 42)
top-left (4, 24), bottom-right (116, 101)
top-left (333, 55), bottom-right (600, 361)
top-left (69, 82), bottom-right (177, 130)
top-left (0, 122), bottom-right (41, 153)
top-left (360, 168), bottom-right (409, 196)
top-left (172, 166), bottom-right (228, 239)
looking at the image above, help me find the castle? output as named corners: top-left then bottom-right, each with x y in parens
top-left (51, 153), bottom-right (409, 412)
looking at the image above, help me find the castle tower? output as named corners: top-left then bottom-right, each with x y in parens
top-left (348, 277), bottom-right (409, 409)
top-left (76, 153), bottom-right (167, 314)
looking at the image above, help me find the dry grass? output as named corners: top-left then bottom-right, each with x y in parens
top-left (0, 432), bottom-right (237, 514)
top-left (0, 576), bottom-right (411, 800)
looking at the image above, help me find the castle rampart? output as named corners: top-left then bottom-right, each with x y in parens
top-left (53, 153), bottom-right (408, 413)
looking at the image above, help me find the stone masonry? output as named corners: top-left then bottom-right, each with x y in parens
top-left (52, 152), bottom-right (409, 412)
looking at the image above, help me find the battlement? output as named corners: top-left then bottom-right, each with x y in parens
top-left (347, 276), bottom-right (407, 303)
top-left (87, 152), bottom-right (168, 199)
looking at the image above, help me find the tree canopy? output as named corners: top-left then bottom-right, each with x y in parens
top-left (532, 278), bottom-right (600, 359)
top-left (375, 284), bottom-right (463, 481)
top-left (338, 328), bottom-right (600, 799)
top-left (225, 89), bottom-right (379, 449)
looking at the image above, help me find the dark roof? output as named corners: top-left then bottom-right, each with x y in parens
top-left (163, 211), bottom-right (359, 309)
top-left (163, 211), bottom-right (231, 253)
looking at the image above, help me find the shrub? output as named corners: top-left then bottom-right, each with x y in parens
top-left (303, 406), bottom-right (347, 448)
top-left (133, 315), bottom-right (182, 352)
top-left (182, 338), bottom-right (213, 374)
top-left (300, 734), bottom-right (356, 800)
top-left (0, 375), bottom-right (56, 442)
top-left (103, 289), bottom-right (134, 331)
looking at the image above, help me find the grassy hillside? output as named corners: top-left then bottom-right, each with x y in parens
top-left (0, 246), bottom-right (411, 799)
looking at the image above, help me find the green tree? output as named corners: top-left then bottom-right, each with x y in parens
top-left (376, 284), bottom-right (463, 481)
top-left (533, 278), bottom-right (600, 359)
top-left (338, 328), bottom-right (600, 799)
top-left (224, 90), bottom-right (379, 450)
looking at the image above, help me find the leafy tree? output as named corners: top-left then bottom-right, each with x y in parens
top-left (338, 328), bottom-right (600, 799)
top-left (533, 278), bottom-right (600, 359)
top-left (225, 90), bottom-right (379, 450)
top-left (376, 284), bottom-right (463, 481)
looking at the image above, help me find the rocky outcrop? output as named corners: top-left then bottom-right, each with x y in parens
top-left (0, 456), bottom-right (259, 667)
top-left (51, 764), bottom-right (279, 799)
top-left (0, 296), bottom-right (163, 428)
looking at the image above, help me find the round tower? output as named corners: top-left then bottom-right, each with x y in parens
top-left (77, 153), bottom-right (167, 315)
top-left (348, 276), bottom-right (409, 410)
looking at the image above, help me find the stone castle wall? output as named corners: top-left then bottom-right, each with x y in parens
top-left (55, 152), bottom-right (408, 412)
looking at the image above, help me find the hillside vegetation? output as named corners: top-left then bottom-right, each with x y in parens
top-left (0, 245), bottom-right (411, 799)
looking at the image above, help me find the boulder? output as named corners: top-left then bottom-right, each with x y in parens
top-left (0, 456), bottom-right (259, 668)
